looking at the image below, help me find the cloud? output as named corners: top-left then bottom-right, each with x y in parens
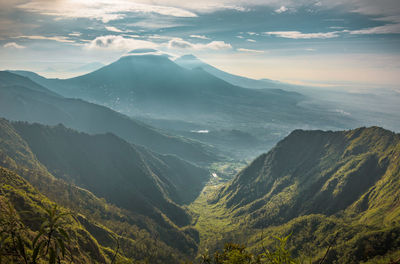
top-left (264, 31), bottom-right (339, 39)
top-left (190, 35), bottom-right (210, 40)
top-left (246, 39), bottom-right (256, 42)
top-left (168, 38), bottom-right (193, 49)
top-left (87, 35), bottom-right (157, 50)
top-left (237, 48), bottom-right (264, 53)
top-left (347, 23), bottom-right (400, 34)
top-left (17, 0), bottom-right (197, 23)
top-left (148, 35), bottom-right (173, 40)
top-left (69, 32), bottom-right (82, 37)
top-left (15, 35), bottom-right (75, 43)
top-left (275, 6), bottom-right (288, 13)
top-left (3, 42), bottom-right (25, 49)
top-left (105, 26), bottom-right (125, 33)
top-left (168, 38), bottom-right (232, 50)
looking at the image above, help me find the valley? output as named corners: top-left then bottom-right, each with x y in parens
top-left (0, 51), bottom-right (399, 263)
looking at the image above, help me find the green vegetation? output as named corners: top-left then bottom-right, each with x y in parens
top-left (1, 108), bottom-right (399, 263)
top-left (186, 235), bottom-right (303, 264)
top-left (191, 127), bottom-right (400, 263)
top-left (0, 201), bottom-right (71, 264)
top-left (0, 119), bottom-right (199, 263)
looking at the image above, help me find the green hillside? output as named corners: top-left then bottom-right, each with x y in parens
top-left (12, 121), bottom-right (209, 223)
top-left (191, 127), bottom-right (400, 263)
top-left (0, 118), bottom-right (204, 263)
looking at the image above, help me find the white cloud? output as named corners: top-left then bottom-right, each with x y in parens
top-left (275, 6), bottom-right (288, 13)
top-left (105, 26), bottom-right (124, 33)
top-left (168, 38), bottom-right (232, 50)
top-left (87, 35), bottom-right (157, 50)
top-left (148, 35), bottom-right (173, 40)
top-left (347, 23), bottom-right (400, 34)
top-left (190, 35), bottom-right (210, 40)
top-left (236, 35), bottom-right (244, 39)
top-left (246, 39), bottom-right (256, 42)
top-left (168, 38), bottom-right (193, 49)
top-left (237, 48), bottom-right (264, 53)
top-left (264, 31), bottom-right (339, 39)
top-left (17, 0), bottom-right (197, 23)
top-left (3, 42), bottom-right (25, 49)
top-left (69, 32), bottom-right (82, 37)
top-left (15, 35), bottom-right (75, 43)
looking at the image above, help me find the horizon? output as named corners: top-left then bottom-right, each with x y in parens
top-left (1, 0), bottom-right (400, 91)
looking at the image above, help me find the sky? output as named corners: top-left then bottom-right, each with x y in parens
top-left (1, 0), bottom-right (400, 89)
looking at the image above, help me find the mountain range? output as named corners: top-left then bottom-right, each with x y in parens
top-left (11, 52), bottom-right (356, 160)
top-left (0, 118), bottom-right (206, 263)
top-left (12, 53), bottom-right (352, 131)
top-left (0, 71), bottom-right (217, 164)
top-left (1, 51), bottom-right (399, 263)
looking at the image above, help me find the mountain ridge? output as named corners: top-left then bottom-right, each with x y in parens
top-left (0, 71), bottom-right (218, 164)
top-left (191, 126), bottom-right (400, 263)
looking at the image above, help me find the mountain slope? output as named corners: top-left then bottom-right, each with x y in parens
top-left (0, 71), bottom-right (217, 164)
top-left (0, 118), bottom-right (201, 262)
top-left (13, 121), bottom-right (209, 221)
top-left (217, 127), bottom-right (400, 225)
top-left (191, 127), bottom-right (400, 263)
top-left (0, 166), bottom-right (118, 264)
top-left (175, 54), bottom-right (289, 90)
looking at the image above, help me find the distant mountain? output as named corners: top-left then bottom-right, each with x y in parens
top-left (12, 54), bottom-right (352, 131)
top-left (205, 127), bottom-right (400, 263)
top-left (0, 118), bottom-right (199, 262)
top-left (68, 62), bottom-right (105, 73)
top-left (1, 71), bottom-right (59, 97)
top-left (175, 54), bottom-right (291, 90)
top-left (0, 71), bottom-right (217, 164)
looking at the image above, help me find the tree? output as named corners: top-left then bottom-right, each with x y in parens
top-left (0, 201), bottom-right (71, 264)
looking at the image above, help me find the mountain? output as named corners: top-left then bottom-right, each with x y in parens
top-left (0, 71), bottom-right (217, 164)
top-left (68, 62), bottom-right (105, 73)
top-left (192, 127), bottom-right (400, 263)
top-left (12, 54), bottom-right (351, 130)
top-left (175, 54), bottom-right (289, 90)
top-left (13, 121), bottom-right (209, 216)
top-left (218, 127), bottom-right (400, 221)
top-left (0, 118), bottom-right (203, 262)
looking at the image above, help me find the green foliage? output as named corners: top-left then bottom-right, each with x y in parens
top-left (192, 127), bottom-right (400, 263)
top-left (0, 199), bottom-right (71, 264)
top-left (187, 235), bottom-right (301, 264)
top-left (260, 235), bottom-right (300, 264)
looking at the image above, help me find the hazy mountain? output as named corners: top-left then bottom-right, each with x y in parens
top-left (0, 71), bottom-right (217, 164)
top-left (200, 127), bottom-right (400, 262)
top-left (0, 118), bottom-right (199, 262)
top-left (12, 54), bottom-right (351, 131)
top-left (175, 54), bottom-right (289, 90)
top-left (68, 62), bottom-right (105, 73)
